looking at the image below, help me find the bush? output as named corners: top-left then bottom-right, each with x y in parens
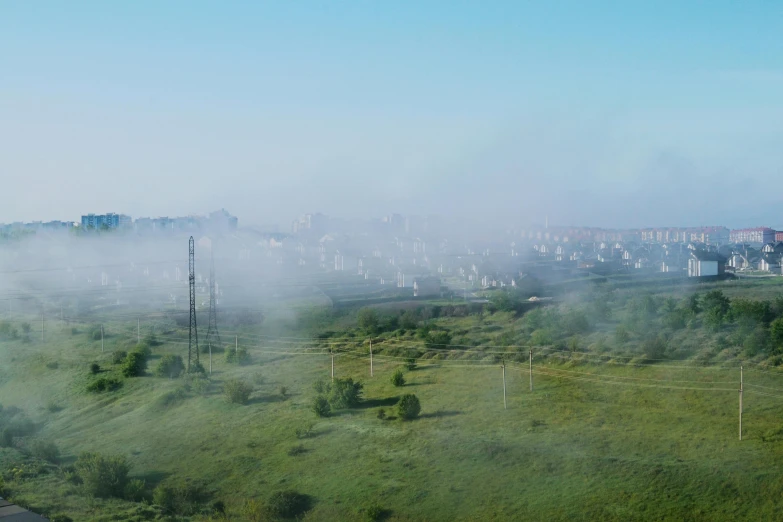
top-left (391, 369), bottom-right (405, 387)
top-left (155, 354), bottom-right (184, 378)
top-left (366, 503), bottom-right (388, 521)
top-left (313, 379), bottom-right (328, 394)
top-left (279, 385), bottom-right (288, 398)
top-left (111, 350), bottom-right (127, 364)
top-left (225, 347), bottom-right (250, 365)
top-left (312, 396), bottom-right (330, 417)
top-left (86, 377), bottom-right (122, 393)
top-left (89, 362), bottom-right (100, 374)
top-left (327, 378), bottom-right (363, 409)
top-left (124, 478), bottom-right (147, 502)
top-left (187, 374), bottom-right (211, 396)
top-left (295, 424), bottom-right (315, 439)
top-left (265, 490), bottom-right (311, 519)
top-left (46, 361), bottom-right (59, 370)
top-left (397, 394), bottom-right (421, 420)
top-left (156, 389), bottom-right (186, 408)
top-left (133, 342), bottom-right (152, 358)
top-left (70, 327), bottom-right (79, 335)
top-left (152, 482), bottom-right (208, 516)
top-left (376, 408), bottom-right (386, 420)
top-left (30, 439), bottom-right (60, 462)
top-left (75, 452), bottom-right (130, 498)
top-left (189, 360), bottom-right (206, 374)
top-left (223, 379), bottom-right (253, 404)
top-left (122, 351), bottom-right (147, 377)
top-left (287, 444), bottom-right (307, 456)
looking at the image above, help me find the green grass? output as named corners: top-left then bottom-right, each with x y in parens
top-left (3, 300), bottom-right (783, 520)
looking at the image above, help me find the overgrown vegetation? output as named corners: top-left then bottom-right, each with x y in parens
top-left (223, 379), bottom-right (253, 404)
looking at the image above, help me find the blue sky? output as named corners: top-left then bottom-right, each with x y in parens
top-left (2, 1), bottom-right (782, 228)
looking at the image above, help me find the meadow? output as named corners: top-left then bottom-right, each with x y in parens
top-left (2, 278), bottom-right (783, 520)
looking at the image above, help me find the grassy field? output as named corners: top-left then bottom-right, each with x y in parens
top-left (3, 282), bottom-right (783, 520)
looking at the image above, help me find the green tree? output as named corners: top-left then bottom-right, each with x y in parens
top-left (122, 351), bottom-right (147, 377)
top-left (396, 394), bottom-right (421, 420)
top-left (327, 378), bottom-right (363, 409)
top-left (770, 318), bottom-right (783, 347)
top-left (357, 308), bottom-right (380, 334)
top-left (155, 355), bottom-right (184, 378)
top-left (223, 379), bottom-right (253, 404)
top-left (391, 368), bottom-right (405, 387)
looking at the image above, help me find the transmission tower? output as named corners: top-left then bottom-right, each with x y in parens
top-left (188, 236), bottom-right (199, 371)
top-left (204, 248), bottom-right (221, 352)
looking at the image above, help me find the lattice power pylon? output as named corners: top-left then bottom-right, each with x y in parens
top-left (187, 236), bottom-right (199, 371)
top-left (204, 248), bottom-right (221, 352)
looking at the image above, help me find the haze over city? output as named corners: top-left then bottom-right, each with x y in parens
top-left (3, 1), bottom-right (782, 228)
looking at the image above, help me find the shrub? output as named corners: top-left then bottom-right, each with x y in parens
top-left (265, 490), bottom-right (311, 519)
top-left (391, 369), bottom-right (405, 387)
top-left (225, 347), bottom-right (250, 365)
top-left (86, 377), bottom-right (122, 393)
top-left (122, 351), bottom-right (147, 377)
top-left (366, 503), bottom-right (388, 521)
top-left (30, 439), bottom-right (60, 462)
top-left (189, 360), bottom-right (206, 374)
top-left (313, 379), bottom-right (328, 394)
top-left (46, 361), bottom-right (59, 370)
top-left (111, 350), bottom-right (128, 364)
top-left (75, 452), bottom-right (130, 498)
top-left (133, 342), bottom-right (152, 358)
top-left (152, 482), bottom-right (208, 516)
top-left (187, 374), bottom-right (211, 396)
top-left (287, 444), bottom-right (307, 456)
top-left (70, 327), bottom-right (79, 335)
top-left (124, 478), bottom-right (147, 502)
top-left (295, 424), bottom-right (315, 439)
top-left (376, 408), bottom-right (386, 420)
top-left (155, 354), bottom-right (184, 378)
top-left (397, 394), bottom-right (421, 420)
top-left (156, 389), bottom-right (186, 408)
top-left (89, 362), bottom-right (100, 374)
top-left (223, 379), bottom-right (253, 404)
top-left (327, 378), bottom-right (363, 409)
top-left (312, 396), bottom-right (330, 417)
top-left (279, 385), bottom-right (288, 398)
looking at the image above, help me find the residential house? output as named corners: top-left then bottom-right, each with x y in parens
top-left (687, 251), bottom-right (726, 277)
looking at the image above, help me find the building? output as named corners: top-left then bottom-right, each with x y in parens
top-left (413, 276), bottom-right (441, 297)
top-left (80, 213), bottom-right (131, 230)
top-left (687, 251), bottom-right (726, 277)
top-left (730, 227), bottom-right (776, 244)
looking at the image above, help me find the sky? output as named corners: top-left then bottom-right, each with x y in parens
top-left (1, 1), bottom-right (782, 229)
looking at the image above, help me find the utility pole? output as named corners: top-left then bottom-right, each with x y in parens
top-left (739, 365), bottom-right (743, 441)
top-left (235, 335), bottom-right (238, 355)
top-left (331, 349), bottom-right (335, 382)
top-left (101, 325), bottom-right (104, 353)
top-left (529, 349), bottom-right (533, 392)
top-left (370, 340), bottom-right (374, 377)
top-left (502, 363), bottom-right (507, 410)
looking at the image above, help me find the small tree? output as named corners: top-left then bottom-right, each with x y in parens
top-left (122, 351), bottom-right (147, 377)
top-left (155, 355), bottom-right (184, 378)
top-left (111, 350), bottom-right (128, 364)
top-left (391, 369), bottom-right (405, 387)
top-left (397, 394), bottom-right (421, 420)
top-left (357, 307), bottom-right (380, 334)
top-left (312, 396), bottom-right (330, 417)
top-left (327, 378), bottom-right (363, 409)
top-left (89, 362), bottom-right (101, 374)
top-left (223, 379), bottom-right (252, 404)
